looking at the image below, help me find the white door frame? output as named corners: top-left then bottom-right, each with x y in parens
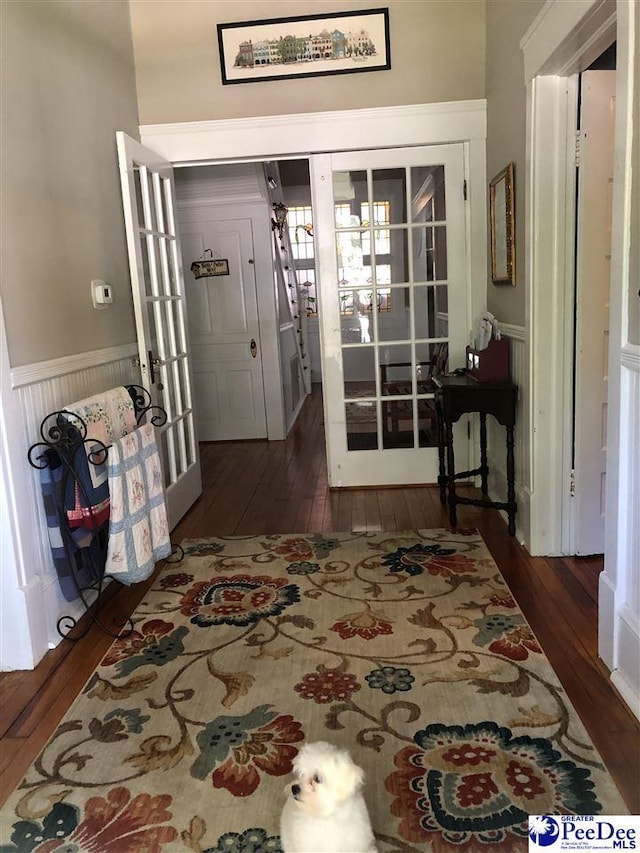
top-left (139, 105), bottom-right (487, 351)
top-left (141, 100), bottom-right (488, 475)
top-left (522, 0), bottom-right (639, 715)
top-left (520, 0), bottom-right (617, 557)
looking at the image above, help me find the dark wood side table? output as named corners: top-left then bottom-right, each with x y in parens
top-left (434, 374), bottom-right (518, 536)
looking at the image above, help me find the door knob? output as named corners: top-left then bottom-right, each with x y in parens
top-left (250, 339), bottom-right (257, 358)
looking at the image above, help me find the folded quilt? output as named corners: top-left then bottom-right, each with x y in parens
top-left (63, 386), bottom-right (138, 491)
top-left (105, 422), bottom-right (171, 584)
top-left (39, 448), bottom-right (105, 601)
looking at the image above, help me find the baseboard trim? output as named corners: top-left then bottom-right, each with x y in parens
top-left (612, 603), bottom-right (640, 720)
top-left (611, 669), bottom-right (640, 724)
top-left (11, 343), bottom-right (138, 389)
top-left (598, 569), bottom-right (616, 668)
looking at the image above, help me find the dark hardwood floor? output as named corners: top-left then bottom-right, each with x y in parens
top-left (1, 385), bottom-right (638, 810)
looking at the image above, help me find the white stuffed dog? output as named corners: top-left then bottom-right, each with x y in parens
top-left (280, 741), bottom-right (378, 852)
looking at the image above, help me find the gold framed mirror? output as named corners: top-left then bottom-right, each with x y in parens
top-left (489, 162), bottom-right (515, 285)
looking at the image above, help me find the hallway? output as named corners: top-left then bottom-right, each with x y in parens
top-left (1, 386), bottom-right (638, 811)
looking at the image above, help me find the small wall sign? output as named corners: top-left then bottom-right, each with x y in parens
top-left (190, 253), bottom-right (230, 279)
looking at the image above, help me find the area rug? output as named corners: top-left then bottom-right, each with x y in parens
top-left (0, 530), bottom-right (626, 852)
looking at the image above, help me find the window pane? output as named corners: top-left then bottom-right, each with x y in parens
top-left (333, 172), bottom-right (366, 227)
top-left (415, 286), bottom-right (438, 339)
top-left (413, 227), bottom-right (435, 282)
top-left (346, 402), bottom-right (378, 451)
top-left (134, 165), bottom-right (145, 229)
top-left (417, 399), bottom-right (439, 447)
top-left (380, 344), bottom-right (412, 395)
top-left (411, 165), bottom-right (446, 222)
top-left (379, 287), bottom-right (410, 341)
top-left (337, 230), bottom-right (369, 287)
top-left (140, 235), bottom-right (152, 296)
top-left (434, 285), bottom-right (448, 336)
top-left (341, 290), bottom-right (375, 344)
top-left (372, 168), bottom-right (407, 224)
top-left (371, 264), bottom-right (392, 286)
top-left (298, 270), bottom-right (316, 316)
top-left (343, 347), bottom-right (375, 397)
top-left (413, 226), bottom-right (448, 282)
top-left (382, 398), bottom-right (414, 449)
top-left (387, 228), bottom-right (409, 285)
top-left (361, 203), bottom-right (390, 256)
top-left (288, 206), bottom-right (314, 261)
top-left (416, 342), bottom-right (448, 393)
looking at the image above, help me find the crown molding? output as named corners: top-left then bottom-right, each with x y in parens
top-left (520, 0), bottom-right (616, 82)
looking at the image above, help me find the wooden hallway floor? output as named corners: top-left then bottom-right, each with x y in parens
top-left (1, 385), bottom-right (638, 810)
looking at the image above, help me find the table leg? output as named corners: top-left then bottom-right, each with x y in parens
top-left (445, 419), bottom-right (457, 527)
top-left (480, 412), bottom-right (489, 495)
top-left (506, 424), bottom-right (516, 536)
top-left (436, 397), bottom-right (447, 505)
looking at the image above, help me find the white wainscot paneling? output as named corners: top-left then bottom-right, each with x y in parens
top-left (607, 352), bottom-right (640, 720)
top-left (11, 345), bottom-right (139, 657)
top-left (485, 325), bottom-right (529, 546)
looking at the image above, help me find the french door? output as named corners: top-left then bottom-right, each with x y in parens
top-left (116, 132), bottom-right (202, 529)
top-left (311, 145), bottom-right (469, 487)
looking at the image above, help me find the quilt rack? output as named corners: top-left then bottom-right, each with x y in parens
top-left (27, 384), bottom-right (183, 642)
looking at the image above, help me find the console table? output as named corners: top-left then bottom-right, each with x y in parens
top-left (434, 374), bottom-right (518, 536)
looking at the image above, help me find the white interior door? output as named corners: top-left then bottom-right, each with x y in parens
top-left (311, 145), bottom-right (469, 487)
top-left (116, 132), bottom-right (202, 530)
top-left (573, 70), bottom-right (616, 555)
top-left (179, 218), bottom-right (267, 441)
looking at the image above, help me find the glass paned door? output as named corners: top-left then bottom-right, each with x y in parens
top-left (117, 132), bottom-right (202, 529)
top-left (311, 145), bottom-right (468, 487)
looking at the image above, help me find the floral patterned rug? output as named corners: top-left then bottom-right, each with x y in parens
top-left (0, 530), bottom-right (626, 852)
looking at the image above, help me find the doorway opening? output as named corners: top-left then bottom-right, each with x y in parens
top-left (174, 158), bottom-right (316, 446)
top-left (570, 43), bottom-right (616, 556)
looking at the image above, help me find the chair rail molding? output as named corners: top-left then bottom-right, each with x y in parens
top-left (11, 342), bottom-right (137, 388)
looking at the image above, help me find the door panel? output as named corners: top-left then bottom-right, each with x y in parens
top-left (311, 145), bottom-right (469, 487)
top-left (116, 132), bottom-right (202, 530)
top-left (180, 219), bottom-right (267, 441)
top-left (573, 70), bottom-right (616, 555)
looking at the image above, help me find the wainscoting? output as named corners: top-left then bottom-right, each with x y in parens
top-left (485, 324), bottom-right (529, 546)
top-left (599, 345), bottom-right (640, 721)
top-left (5, 344), bottom-right (139, 667)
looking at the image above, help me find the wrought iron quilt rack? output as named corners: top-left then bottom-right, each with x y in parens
top-left (27, 384), bottom-right (182, 642)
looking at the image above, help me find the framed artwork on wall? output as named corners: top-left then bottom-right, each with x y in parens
top-left (217, 8), bottom-right (390, 85)
top-left (489, 162), bottom-right (515, 285)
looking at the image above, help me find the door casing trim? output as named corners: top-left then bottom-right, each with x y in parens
top-left (140, 100), bottom-right (488, 472)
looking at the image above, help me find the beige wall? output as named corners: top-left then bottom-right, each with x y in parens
top-left (0, 0), bottom-right (139, 368)
top-left (130, 0), bottom-right (486, 124)
top-left (485, 0), bottom-right (545, 326)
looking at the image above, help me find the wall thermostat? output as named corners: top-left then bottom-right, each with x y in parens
top-left (91, 279), bottom-right (113, 309)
